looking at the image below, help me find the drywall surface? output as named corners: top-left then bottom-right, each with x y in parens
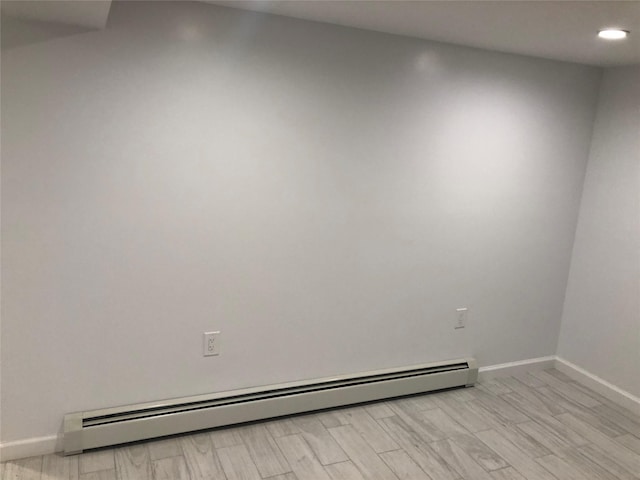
top-left (558, 66), bottom-right (640, 398)
top-left (1, 1), bottom-right (600, 442)
top-left (1, 15), bottom-right (93, 51)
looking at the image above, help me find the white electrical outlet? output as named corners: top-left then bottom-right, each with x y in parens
top-left (455, 308), bottom-right (467, 329)
top-left (203, 331), bottom-right (221, 356)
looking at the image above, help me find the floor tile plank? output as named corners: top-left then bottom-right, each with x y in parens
top-left (337, 407), bottom-right (400, 453)
top-left (292, 415), bottom-right (349, 465)
top-left (147, 439), bottom-right (182, 461)
top-left (315, 410), bottom-right (347, 429)
top-left (268, 474), bottom-right (298, 480)
top-left (489, 467), bottom-right (527, 480)
top-left (209, 427), bottom-right (244, 449)
top-left (471, 389), bottom-right (530, 425)
top-left (393, 393), bottom-right (439, 412)
top-left (179, 433), bottom-right (224, 480)
top-left (275, 434), bottom-right (331, 480)
top-left (387, 401), bottom-right (447, 443)
top-left (419, 409), bottom-right (469, 438)
top-left (475, 429), bottom-right (557, 480)
top-left (492, 425), bottom-right (551, 459)
top-left (42, 454), bottom-right (77, 480)
top-left (530, 371), bottom-right (601, 408)
top-left (79, 470), bottom-right (117, 480)
top-left (324, 461), bottom-right (366, 480)
top-left (535, 454), bottom-right (587, 480)
top-left (481, 380), bottom-right (513, 396)
top-left (449, 433), bottom-right (509, 471)
top-left (328, 425), bottom-right (399, 480)
top-left (511, 372), bottom-right (547, 388)
top-left (463, 400), bottom-right (512, 430)
top-left (3, 456), bottom-right (44, 480)
top-left (430, 438), bottom-right (492, 480)
top-left (516, 421), bottom-right (575, 457)
top-left (543, 368), bottom-right (574, 384)
top-left (615, 434), bottom-right (640, 455)
top-left (266, 418), bottom-right (302, 438)
top-left (576, 444), bottom-right (638, 480)
top-left (430, 395), bottom-right (495, 433)
top-left (555, 413), bottom-right (640, 472)
top-left (378, 416), bottom-right (461, 480)
top-left (217, 444), bottom-right (261, 480)
top-left (79, 450), bottom-right (115, 474)
top-left (570, 383), bottom-right (640, 421)
top-left (531, 414), bottom-right (590, 447)
top-left (500, 389), bottom-right (560, 418)
top-left (445, 387), bottom-right (478, 402)
top-left (114, 445), bottom-right (152, 480)
top-left (560, 448), bottom-right (623, 480)
top-left (498, 377), bottom-right (565, 416)
top-left (364, 402), bottom-right (395, 420)
top-left (151, 456), bottom-right (190, 480)
top-left (379, 449), bottom-right (432, 480)
top-left (67, 454), bottom-right (80, 480)
top-left (534, 386), bottom-right (626, 437)
top-left (591, 404), bottom-right (640, 437)
top-left (238, 424), bottom-right (291, 477)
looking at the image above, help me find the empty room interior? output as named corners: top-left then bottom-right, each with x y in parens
top-left (1, 0), bottom-right (639, 479)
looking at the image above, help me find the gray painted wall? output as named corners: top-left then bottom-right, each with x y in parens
top-left (558, 66), bottom-right (640, 398)
top-left (1, 1), bottom-right (600, 442)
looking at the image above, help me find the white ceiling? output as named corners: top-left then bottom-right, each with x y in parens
top-left (208, 0), bottom-right (640, 67)
top-left (0, 0), bottom-right (112, 29)
top-left (1, 0), bottom-right (638, 66)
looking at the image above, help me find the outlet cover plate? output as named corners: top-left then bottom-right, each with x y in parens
top-left (203, 331), bottom-right (221, 356)
top-left (455, 308), bottom-right (467, 329)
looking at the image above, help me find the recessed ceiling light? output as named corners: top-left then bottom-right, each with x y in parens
top-left (598, 29), bottom-right (629, 40)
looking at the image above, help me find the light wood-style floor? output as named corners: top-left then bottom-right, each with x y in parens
top-left (3, 368), bottom-right (640, 480)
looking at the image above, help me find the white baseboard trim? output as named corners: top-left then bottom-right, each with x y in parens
top-left (478, 355), bottom-right (556, 381)
top-left (555, 356), bottom-right (640, 416)
top-left (0, 435), bottom-right (60, 462)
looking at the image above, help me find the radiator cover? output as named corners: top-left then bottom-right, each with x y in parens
top-left (63, 357), bottom-right (477, 454)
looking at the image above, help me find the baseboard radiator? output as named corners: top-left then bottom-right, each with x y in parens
top-left (63, 357), bottom-right (477, 455)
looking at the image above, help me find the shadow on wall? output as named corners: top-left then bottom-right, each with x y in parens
top-left (1, 15), bottom-right (95, 50)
